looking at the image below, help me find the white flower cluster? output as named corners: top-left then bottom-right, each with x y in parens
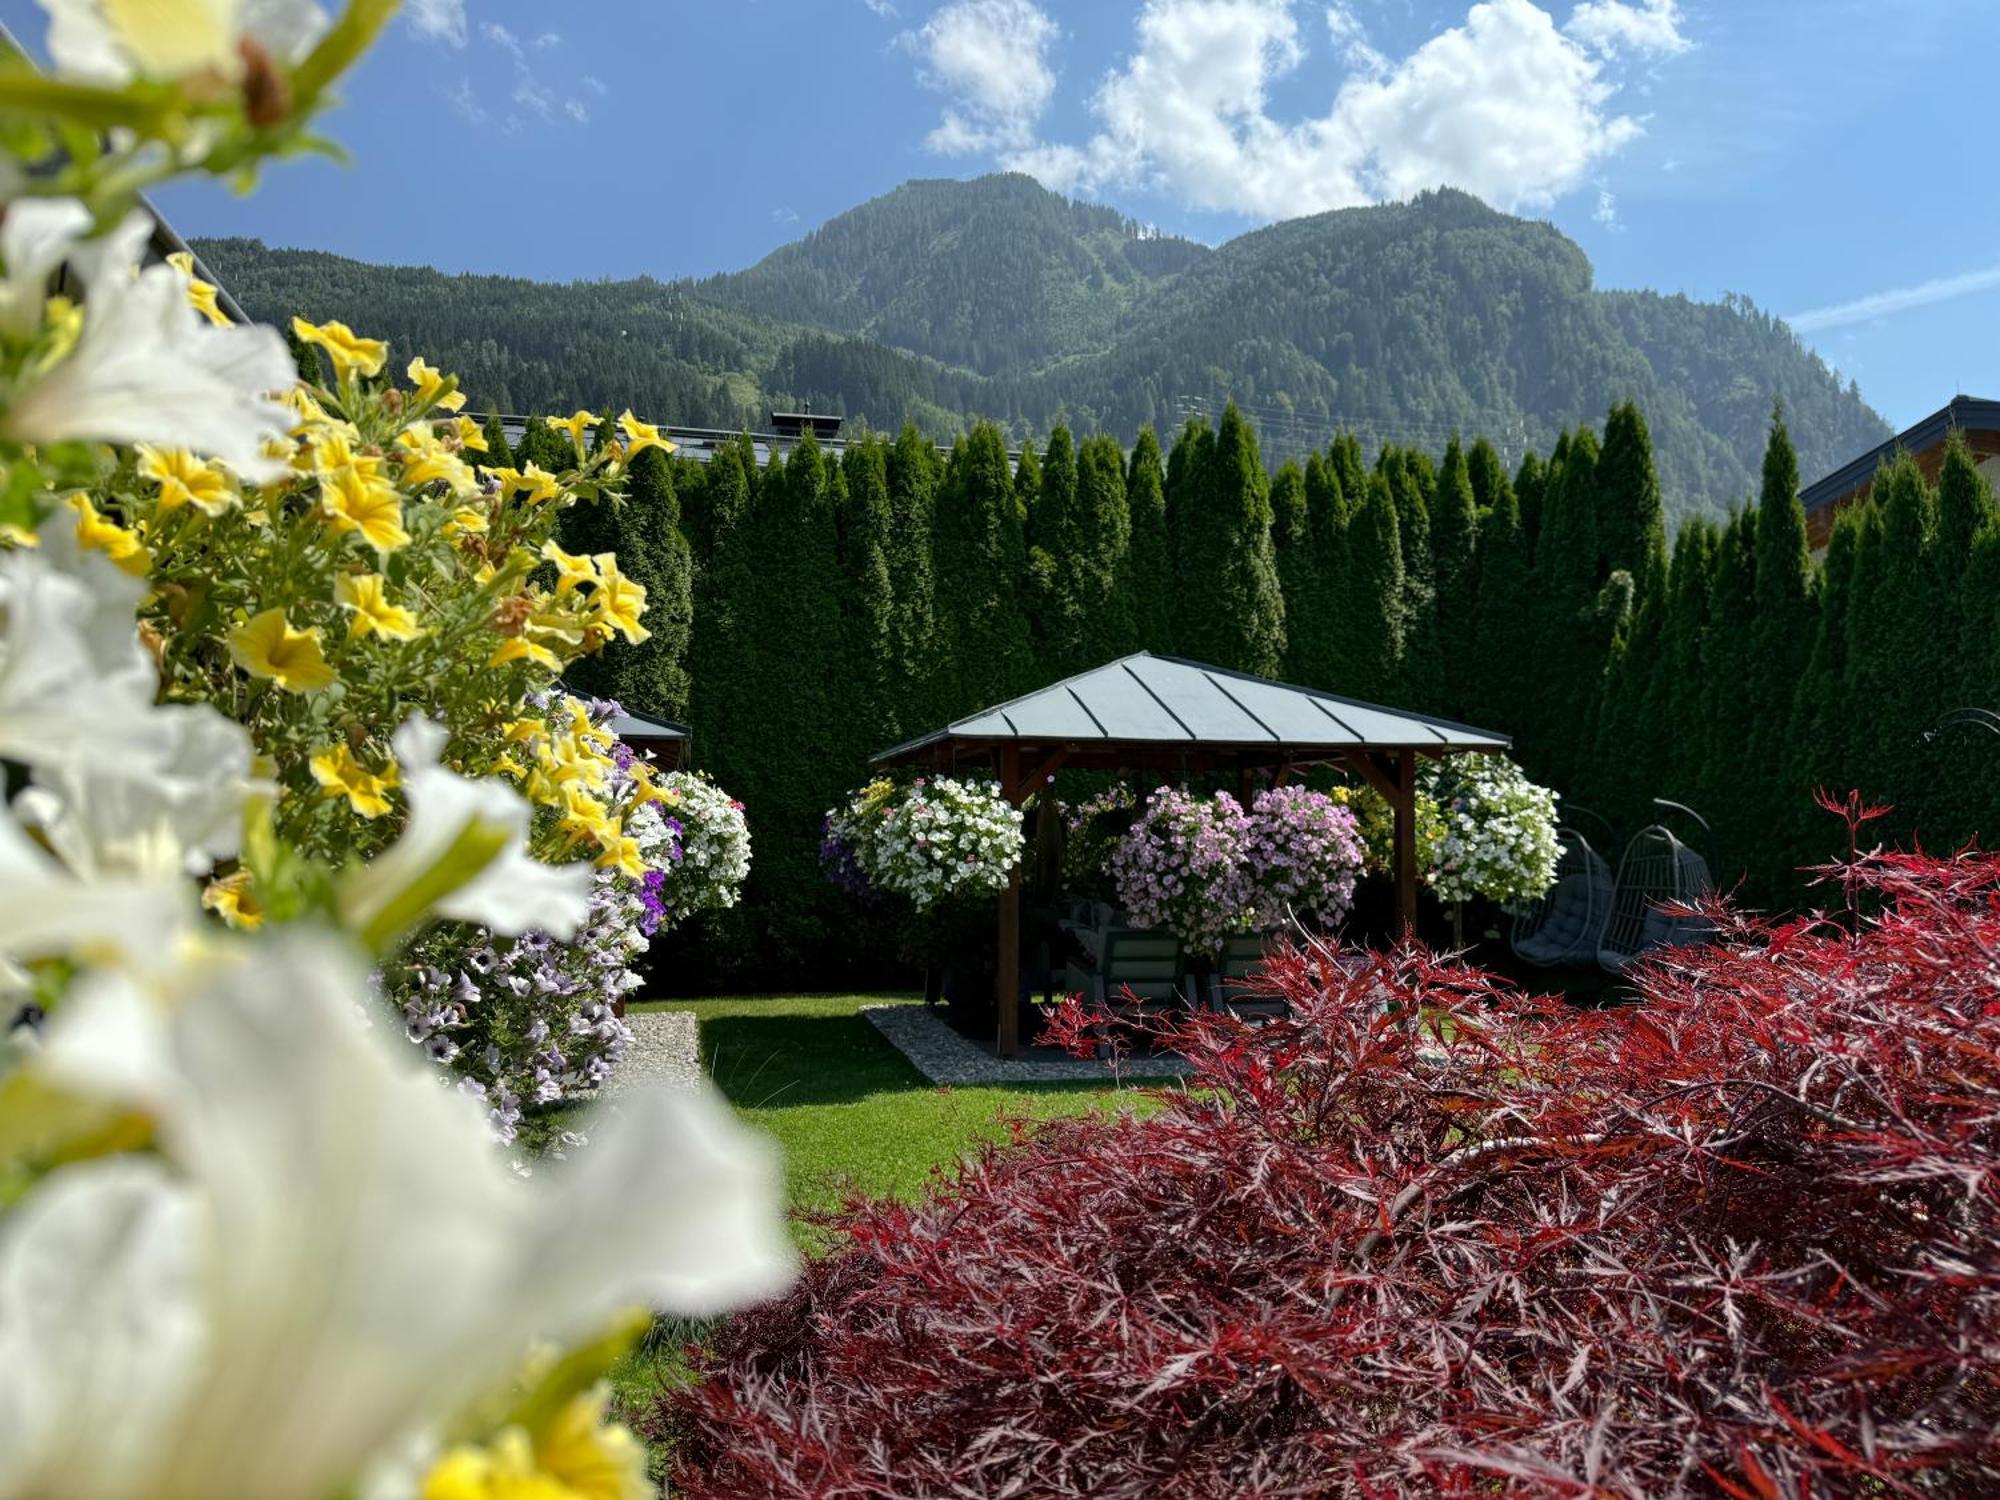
top-left (831, 777), bottom-right (1025, 913)
top-left (1424, 755), bottom-right (1562, 912)
top-left (656, 770), bottom-right (752, 924)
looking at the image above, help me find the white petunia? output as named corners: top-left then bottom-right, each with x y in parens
top-left (0, 209), bottom-right (294, 482)
top-left (0, 198), bottom-right (92, 338)
top-left (0, 810), bottom-right (192, 968)
top-left (37, 0), bottom-right (328, 85)
top-left (0, 930), bottom-right (794, 1500)
top-left (340, 716), bottom-right (593, 944)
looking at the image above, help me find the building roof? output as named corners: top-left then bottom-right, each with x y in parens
top-left (607, 710), bottom-right (687, 742)
top-left (873, 652), bottom-right (1509, 769)
top-left (1801, 395), bottom-right (2000, 517)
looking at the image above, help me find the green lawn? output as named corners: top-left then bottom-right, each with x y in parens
top-left (627, 992), bottom-right (1159, 1235)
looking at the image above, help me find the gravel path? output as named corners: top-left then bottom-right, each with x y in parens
top-left (863, 1002), bottom-right (1192, 1086)
top-left (607, 1010), bottom-right (701, 1093)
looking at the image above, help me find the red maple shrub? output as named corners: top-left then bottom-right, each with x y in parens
top-left (657, 843), bottom-right (2000, 1497)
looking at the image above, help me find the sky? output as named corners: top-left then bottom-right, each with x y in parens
top-left (6, 0), bottom-right (1994, 433)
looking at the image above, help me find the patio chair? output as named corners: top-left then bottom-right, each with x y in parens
top-left (1597, 824), bottom-right (1716, 973)
top-left (1064, 928), bottom-right (1190, 1053)
top-left (1511, 828), bottom-right (1614, 967)
top-left (1204, 931), bottom-right (1288, 1020)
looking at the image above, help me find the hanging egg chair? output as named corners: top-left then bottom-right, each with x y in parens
top-left (1510, 827), bottom-right (1615, 967)
top-left (1597, 823), bottom-right (1715, 974)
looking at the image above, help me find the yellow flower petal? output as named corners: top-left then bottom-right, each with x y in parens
top-left (336, 572), bottom-right (425, 642)
top-left (405, 355), bottom-right (467, 413)
top-left (616, 409), bottom-right (674, 459)
top-left (228, 609), bottom-right (335, 693)
top-left (487, 637), bottom-right (563, 672)
top-left (66, 494), bottom-right (151, 576)
top-left (137, 444), bottom-right (238, 516)
top-left (291, 316), bottom-right (389, 380)
top-left (321, 464), bottom-right (411, 556)
top-left (310, 743), bottom-right (398, 819)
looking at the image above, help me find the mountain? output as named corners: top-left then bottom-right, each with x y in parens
top-left (197, 176), bottom-right (1889, 518)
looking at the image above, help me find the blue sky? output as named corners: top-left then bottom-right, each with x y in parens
top-left (8, 0), bottom-right (1993, 434)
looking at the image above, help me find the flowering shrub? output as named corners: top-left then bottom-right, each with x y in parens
top-left (1242, 785), bottom-right (1365, 928)
top-left (818, 812), bottom-right (876, 900)
top-left (1109, 787), bottom-right (1254, 954)
top-left (0, 9), bottom-right (793, 1497)
top-left (662, 841), bottom-right (2000, 1497)
top-left (1060, 782), bottom-right (1137, 903)
top-left (1328, 781), bottom-right (1444, 876)
top-left (1423, 754), bottom-right (1561, 910)
top-left (824, 777), bottom-right (1024, 912)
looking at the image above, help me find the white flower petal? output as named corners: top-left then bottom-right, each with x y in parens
top-left (0, 198), bottom-right (91, 337)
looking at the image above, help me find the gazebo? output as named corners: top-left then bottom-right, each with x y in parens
top-left (872, 653), bottom-right (1511, 1056)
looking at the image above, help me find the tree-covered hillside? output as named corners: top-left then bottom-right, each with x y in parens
top-left (197, 177), bottom-right (1890, 519)
top-left (696, 174), bottom-right (1208, 375)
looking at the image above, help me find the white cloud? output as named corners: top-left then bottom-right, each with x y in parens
top-left (445, 76), bottom-right (484, 124)
top-left (562, 97), bottom-right (588, 124)
top-left (1787, 262), bottom-right (2000, 335)
top-left (865, 0), bottom-right (899, 15)
top-left (772, 206), bottom-right (801, 224)
top-left (406, 0), bottom-right (466, 46)
top-left (582, 74), bottom-right (609, 97)
top-left (534, 31), bottom-right (561, 49)
top-left (957, 0), bottom-right (1687, 221)
top-left (1593, 186), bottom-right (1618, 226)
top-left (1565, 0), bottom-right (1690, 59)
top-left (482, 21), bottom-right (523, 61)
top-left (906, 0), bottom-right (1061, 155)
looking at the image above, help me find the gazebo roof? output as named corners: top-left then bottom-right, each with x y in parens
top-left (873, 653), bottom-right (1508, 769)
top-left (608, 710), bottom-right (688, 743)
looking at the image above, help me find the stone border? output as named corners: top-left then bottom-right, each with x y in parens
top-left (606, 1009), bottom-right (701, 1093)
top-left (862, 1002), bottom-right (1192, 1086)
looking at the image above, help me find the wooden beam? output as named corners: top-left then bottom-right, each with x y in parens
top-left (1008, 746), bottom-right (1070, 802)
top-left (996, 743), bottom-right (1022, 1059)
top-left (1393, 747), bottom-right (1417, 933)
top-left (1343, 749), bottom-right (1402, 803)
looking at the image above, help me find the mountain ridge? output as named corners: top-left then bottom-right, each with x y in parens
top-left (197, 174), bottom-right (1890, 518)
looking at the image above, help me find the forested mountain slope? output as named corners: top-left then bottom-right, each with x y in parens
top-left (197, 178), bottom-right (1889, 519)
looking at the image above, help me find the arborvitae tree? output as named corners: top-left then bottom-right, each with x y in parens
top-left (1177, 403), bottom-right (1285, 676)
top-left (1527, 428), bottom-right (1601, 785)
top-left (513, 415), bottom-right (571, 474)
top-left (1024, 426), bottom-right (1081, 675)
top-left (1928, 437), bottom-right (2000, 846)
top-left (1342, 474), bottom-right (1406, 703)
top-left (1846, 456), bottom-right (1939, 840)
top-left (1164, 415), bottom-right (1214, 601)
top-left (561, 444), bottom-right (693, 721)
top-left (1125, 427), bottom-right (1173, 653)
top-left (1513, 449), bottom-right (1548, 556)
top-left (1652, 518), bottom-right (1719, 805)
top-left (1304, 449), bottom-right (1350, 687)
top-left (885, 424), bottom-right (941, 728)
top-left (1787, 508), bottom-right (1865, 869)
top-left (1329, 432), bottom-right (1368, 511)
top-left (1271, 460), bottom-right (1317, 682)
top-left (1748, 412), bottom-right (1815, 803)
top-left (1430, 438), bottom-right (1479, 716)
top-left (1596, 403), bottom-right (1667, 590)
top-left (1075, 432), bottom-right (1136, 666)
top-left (1700, 509), bottom-right (1761, 881)
top-left (1468, 437), bottom-right (1512, 518)
top-left (480, 409), bottom-right (514, 470)
top-left (1592, 556), bottom-right (1667, 832)
top-left (933, 423), bottom-right (1032, 715)
top-left (1467, 483), bottom-right (1530, 734)
top-left (1951, 517), bottom-right (2000, 848)
top-left (688, 437), bottom-right (755, 771)
top-left (837, 438), bottom-right (899, 745)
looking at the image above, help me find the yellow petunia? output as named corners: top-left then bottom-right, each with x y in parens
top-left (228, 609), bottom-right (336, 693)
top-left (589, 555), bottom-right (649, 645)
top-left (321, 465), bottom-right (412, 556)
top-left (310, 743), bottom-right (399, 819)
top-left (539, 540), bottom-right (597, 595)
top-left (445, 505), bottom-right (491, 538)
top-left (291, 316), bottom-right (389, 380)
top-left (166, 251), bottom-right (231, 328)
top-left (406, 356), bottom-right (467, 413)
top-left (454, 414), bottom-right (490, 453)
top-left (137, 444), bottom-right (238, 517)
top-left (616, 409), bottom-right (674, 460)
top-left (422, 1389), bottom-right (648, 1500)
top-left (336, 572), bottom-right (425, 642)
top-left (66, 494), bottom-right (151, 575)
top-left (592, 817), bottom-right (647, 880)
top-left (552, 409), bottom-right (600, 455)
top-left (495, 464), bottom-right (561, 506)
top-left (201, 871), bottom-right (265, 930)
top-left (556, 780), bottom-right (610, 846)
top-left (488, 636), bottom-right (563, 671)
top-left (397, 425), bottom-right (478, 496)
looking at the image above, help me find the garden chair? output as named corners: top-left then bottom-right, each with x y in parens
top-left (1511, 828), bottom-right (1615, 967)
top-left (1064, 928), bottom-right (1191, 1055)
top-left (1204, 931), bottom-right (1288, 1020)
top-left (1597, 824), bottom-right (1716, 973)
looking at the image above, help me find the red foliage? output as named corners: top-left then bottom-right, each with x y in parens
top-left (657, 849), bottom-right (2000, 1497)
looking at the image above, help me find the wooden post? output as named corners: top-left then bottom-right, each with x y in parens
top-left (1393, 748), bottom-right (1418, 934)
top-left (996, 744), bottom-right (1022, 1058)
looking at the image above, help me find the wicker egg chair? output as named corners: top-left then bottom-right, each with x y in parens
top-left (1511, 827), bottom-right (1615, 967)
top-left (1597, 823), bottom-right (1716, 974)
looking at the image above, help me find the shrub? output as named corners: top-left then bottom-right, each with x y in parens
top-left (660, 841), bottom-right (2000, 1496)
